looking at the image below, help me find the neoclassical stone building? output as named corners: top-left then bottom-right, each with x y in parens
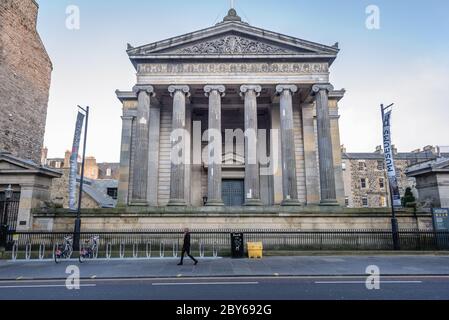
top-left (116, 9), bottom-right (345, 208)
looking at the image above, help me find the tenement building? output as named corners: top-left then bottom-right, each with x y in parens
top-left (116, 9), bottom-right (346, 208)
top-left (0, 0), bottom-right (52, 164)
top-left (0, 0), bottom-right (60, 232)
top-left (342, 145), bottom-right (446, 208)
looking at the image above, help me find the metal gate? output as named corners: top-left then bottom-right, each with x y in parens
top-left (222, 180), bottom-right (244, 206)
top-left (0, 191), bottom-right (21, 231)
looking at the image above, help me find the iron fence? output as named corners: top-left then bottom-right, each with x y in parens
top-left (3, 229), bottom-right (449, 260)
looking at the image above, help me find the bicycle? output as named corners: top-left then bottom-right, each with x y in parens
top-left (79, 235), bottom-right (99, 263)
top-left (54, 235), bottom-right (73, 263)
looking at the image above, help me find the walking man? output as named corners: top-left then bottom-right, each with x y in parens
top-left (178, 228), bottom-right (198, 265)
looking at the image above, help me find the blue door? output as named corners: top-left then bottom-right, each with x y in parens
top-left (222, 180), bottom-right (244, 207)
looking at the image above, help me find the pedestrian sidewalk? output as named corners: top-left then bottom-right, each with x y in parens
top-left (1, 255), bottom-right (449, 280)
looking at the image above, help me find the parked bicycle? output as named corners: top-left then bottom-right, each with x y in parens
top-left (79, 235), bottom-right (99, 263)
top-left (54, 235), bottom-right (73, 263)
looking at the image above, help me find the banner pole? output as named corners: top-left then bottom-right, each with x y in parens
top-left (74, 106), bottom-right (89, 251)
top-left (381, 103), bottom-right (400, 250)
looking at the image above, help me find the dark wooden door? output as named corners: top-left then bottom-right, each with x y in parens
top-left (222, 180), bottom-right (244, 207)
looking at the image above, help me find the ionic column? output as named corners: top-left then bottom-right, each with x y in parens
top-left (240, 85), bottom-right (263, 206)
top-left (167, 85), bottom-right (190, 206)
top-left (117, 114), bottom-right (134, 206)
top-left (131, 85), bottom-right (154, 203)
top-left (312, 84), bottom-right (338, 205)
top-left (276, 85), bottom-right (300, 206)
top-left (204, 85), bottom-right (226, 206)
top-left (147, 102), bottom-right (161, 206)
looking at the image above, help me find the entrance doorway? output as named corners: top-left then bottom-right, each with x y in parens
top-left (222, 180), bottom-right (244, 207)
top-left (0, 191), bottom-right (21, 231)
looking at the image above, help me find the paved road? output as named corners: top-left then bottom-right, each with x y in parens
top-left (2, 255), bottom-right (449, 280)
top-left (1, 275), bottom-right (449, 300)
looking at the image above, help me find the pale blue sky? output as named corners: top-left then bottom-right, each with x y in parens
top-left (37, 0), bottom-right (449, 162)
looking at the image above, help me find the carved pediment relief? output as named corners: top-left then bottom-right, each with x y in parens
top-left (169, 35), bottom-right (298, 55)
top-left (127, 23), bottom-right (339, 63)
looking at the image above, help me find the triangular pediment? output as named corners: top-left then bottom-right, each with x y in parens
top-left (127, 21), bottom-right (339, 61)
top-left (0, 152), bottom-right (62, 177)
top-left (151, 33), bottom-right (312, 55)
top-left (0, 160), bottom-right (29, 171)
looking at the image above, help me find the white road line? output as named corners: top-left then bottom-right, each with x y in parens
top-left (152, 282), bottom-right (259, 286)
top-left (315, 281), bottom-right (422, 284)
top-left (0, 284), bottom-right (97, 289)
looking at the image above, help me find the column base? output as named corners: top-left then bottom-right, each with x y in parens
top-left (281, 199), bottom-right (302, 207)
top-left (244, 199), bottom-right (263, 206)
top-left (167, 199), bottom-right (187, 207)
top-left (205, 199), bottom-right (224, 207)
top-left (320, 199), bottom-right (340, 206)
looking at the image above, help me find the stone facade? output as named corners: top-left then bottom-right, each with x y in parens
top-left (0, 152), bottom-right (61, 231)
top-left (0, 0), bottom-right (52, 164)
top-left (49, 168), bottom-right (101, 209)
top-left (116, 9), bottom-right (345, 208)
top-left (31, 207), bottom-right (433, 232)
top-left (406, 157), bottom-right (449, 208)
top-left (342, 145), bottom-right (446, 208)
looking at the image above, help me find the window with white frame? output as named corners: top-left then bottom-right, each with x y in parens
top-left (358, 161), bottom-right (366, 171)
top-left (362, 196), bottom-right (368, 207)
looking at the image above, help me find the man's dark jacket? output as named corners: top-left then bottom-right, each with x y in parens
top-left (182, 232), bottom-right (191, 251)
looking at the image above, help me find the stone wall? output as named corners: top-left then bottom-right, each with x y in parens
top-left (31, 207), bottom-right (433, 231)
top-left (343, 156), bottom-right (415, 208)
top-left (49, 168), bottom-right (101, 209)
top-left (0, 0), bottom-right (52, 164)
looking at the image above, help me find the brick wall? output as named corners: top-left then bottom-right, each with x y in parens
top-left (0, 0), bottom-right (52, 164)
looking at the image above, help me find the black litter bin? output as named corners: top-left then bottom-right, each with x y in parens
top-left (230, 232), bottom-right (244, 258)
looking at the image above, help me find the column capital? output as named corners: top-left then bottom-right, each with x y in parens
top-left (312, 83), bottom-right (334, 94)
top-left (132, 85), bottom-right (155, 96)
top-left (276, 84), bottom-right (298, 95)
top-left (204, 85), bottom-right (226, 97)
top-left (168, 85), bottom-right (190, 97)
top-left (240, 85), bottom-right (262, 98)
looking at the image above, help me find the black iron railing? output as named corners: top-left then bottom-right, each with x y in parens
top-left (3, 229), bottom-right (449, 260)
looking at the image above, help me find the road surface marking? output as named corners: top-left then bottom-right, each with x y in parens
top-left (152, 281), bottom-right (259, 286)
top-left (315, 281), bottom-right (422, 284)
top-left (0, 284), bottom-right (97, 289)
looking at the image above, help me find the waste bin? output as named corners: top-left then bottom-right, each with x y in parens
top-left (230, 233), bottom-right (244, 258)
top-left (247, 242), bottom-right (263, 259)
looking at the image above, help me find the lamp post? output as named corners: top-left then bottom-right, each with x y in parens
top-left (73, 106), bottom-right (89, 251)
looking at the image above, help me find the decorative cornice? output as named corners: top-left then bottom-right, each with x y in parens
top-left (276, 84), bottom-right (298, 95)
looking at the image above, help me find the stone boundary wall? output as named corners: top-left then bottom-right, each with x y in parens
top-left (31, 207), bottom-right (433, 232)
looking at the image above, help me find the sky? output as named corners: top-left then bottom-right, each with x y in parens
top-left (36, 0), bottom-right (449, 162)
